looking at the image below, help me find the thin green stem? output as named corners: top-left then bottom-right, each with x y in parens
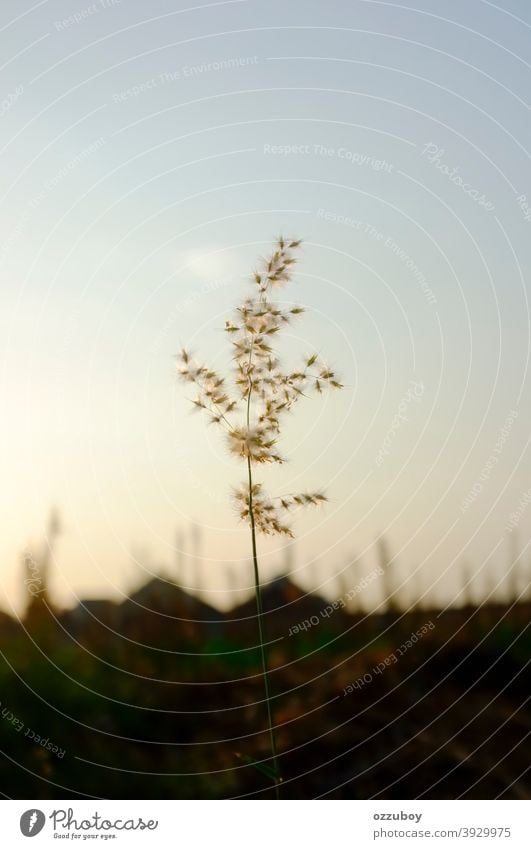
top-left (246, 336), bottom-right (281, 799)
top-left (247, 456), bottom-right (281, 799)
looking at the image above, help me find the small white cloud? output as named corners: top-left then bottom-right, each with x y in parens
top-left (176, 249), bottom-right (230, 281)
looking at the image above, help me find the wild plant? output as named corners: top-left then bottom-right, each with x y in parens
top-left (177, 237), bottom-right (342, 796)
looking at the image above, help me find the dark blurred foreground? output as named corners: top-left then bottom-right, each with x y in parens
top-left (0, 574), bottom-right (529, 800)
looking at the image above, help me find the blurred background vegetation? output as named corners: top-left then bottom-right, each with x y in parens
top-left (0, 510), bottom-right (529, 800)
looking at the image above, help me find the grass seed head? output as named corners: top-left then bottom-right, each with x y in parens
top-left (177, 237), bottom-right (342, 536)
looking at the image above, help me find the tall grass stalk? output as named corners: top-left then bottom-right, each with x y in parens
top-left (177, 237), bottom-right (342, 796)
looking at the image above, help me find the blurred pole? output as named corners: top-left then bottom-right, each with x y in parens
top-left (378, 536), bottom-right (399, 614)
top-left (411, 565), bottom-right (422, 611)
top-left (176, 529), bottom-right (184, 580)
top-left (508, 531), bottom-right (521, 603)
top-left (341, 554), bottom-right (361, 614)
top-left (191, 522), bottom-right (203, 602)
top-left (41, 507), bottom-right (61, 601)
top-left (462, 561), bottom-right (474, 608)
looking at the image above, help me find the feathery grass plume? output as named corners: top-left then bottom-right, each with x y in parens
top-left (176, 237), bottom-right (342, 797)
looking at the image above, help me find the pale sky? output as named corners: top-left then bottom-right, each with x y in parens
top-left (1, 0), bottom-right (531, 614)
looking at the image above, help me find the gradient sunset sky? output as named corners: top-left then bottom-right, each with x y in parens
top-left (1, 0), bottom-right (531, 613)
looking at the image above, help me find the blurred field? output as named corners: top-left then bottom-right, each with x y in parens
top-left (0, 570), bottom-right (529, 800)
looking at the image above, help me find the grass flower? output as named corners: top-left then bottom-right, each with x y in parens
top-left (177, 237), bottom-right (342, 796)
